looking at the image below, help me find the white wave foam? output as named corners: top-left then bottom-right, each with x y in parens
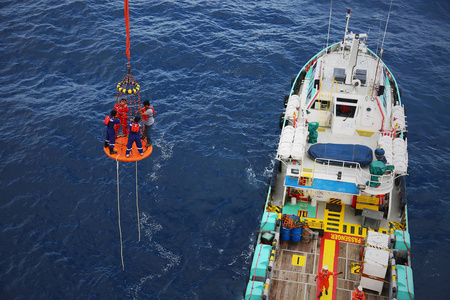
top-left (129, 212), bottom-right (181, 299)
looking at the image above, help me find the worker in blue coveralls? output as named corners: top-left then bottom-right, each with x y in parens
top-left (105, 110), bottom-right (120, 154)
top-left (126, 116), bottom-right (144, 158)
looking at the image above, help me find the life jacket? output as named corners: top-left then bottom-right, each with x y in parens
top-left (131, 123), bottom-right (140, 133)
top-left (142, 106), bottom-right (155, 120)
top-left (104, 115), bottom-right (111, 125)
top-left (141, 108), bottom-right (148, 120)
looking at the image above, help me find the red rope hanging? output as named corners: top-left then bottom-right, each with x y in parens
top-left (124, 0), bottom-right (131, 61)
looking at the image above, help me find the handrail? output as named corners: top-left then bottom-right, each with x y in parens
top-left (366, 47), bottom-right (402, 106)
top-left (289, 42), bottom-right (340, 96)
top-left (312, 158), bottom-right (395, 194)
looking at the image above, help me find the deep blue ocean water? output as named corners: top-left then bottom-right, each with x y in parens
top-left (1, 0), bottom-right (449, 299)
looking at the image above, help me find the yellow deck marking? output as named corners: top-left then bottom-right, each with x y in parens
top-left (292, 255), bottom-right (306, 266)
top-left (356, 129), bottom-right (375, 137)
top-left (307, 202), bottom-right (391, 238)
top-left (356, 195), bottom-right (379, 205)
top-left (321, 239), bottom-right (337, 299)
top-left (324, 203), bottom-right (345, 232)
top-left (341, 222), bottom-right (367, 237)
top-left (351, 262), bottom-right (361, 274)
top-left (329, 198), bottom-right (342, 205)
top-left (389, 221), bottom-right (405, 230)
top-left (355, 203), bottom-right (379, 211)
top-left (379, 228), bottom-right (389, 234)
top-left (302, 218), bottom-right (324, 229)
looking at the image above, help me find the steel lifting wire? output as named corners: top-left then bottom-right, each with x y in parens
top-left (136, 161), bottom-right (141, 242)
top-left (116, 157), bottom-right (125, 271)
top-left (115, 157), bottom-right (143, 271)
top-left (109, 0), bottom-right (149, 271)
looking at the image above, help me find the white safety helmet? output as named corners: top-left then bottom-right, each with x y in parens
top-left (323, 265), bottom-right (328, 270)
top-left (358, 286), bottom-right (363, 291)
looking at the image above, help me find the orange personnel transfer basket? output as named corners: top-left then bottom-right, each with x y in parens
top-left (104, 135), bottom-right (153, 162)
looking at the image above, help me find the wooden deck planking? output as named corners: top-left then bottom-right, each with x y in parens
top-left (270, 232), bottom-right (389, 299)
top-left (269, 280), bottom-right (318, 300)
top-left (271, 239), bottom-right (319, 299)
top-left (269, 280), bottom-right (301, 299)
top-left (274, 252), bottom-right (317, 276)
top-left (335, 288), bottom-right (352, 299)
top-left (279, 239), bottom-right (316, 252)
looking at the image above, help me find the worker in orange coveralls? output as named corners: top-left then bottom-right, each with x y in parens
top-left (113, 98), bottom-right (129, 134)
top-left (315, 265), bottom-right (342, 298)
top-left (352, 285), bottom-right (365, 300)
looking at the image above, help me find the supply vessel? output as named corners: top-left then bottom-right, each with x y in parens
top-left (245, 10), bottom-right (414, 300)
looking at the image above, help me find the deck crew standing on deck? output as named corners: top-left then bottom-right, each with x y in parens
top-left (139, 100), bottom-right (155, 146)
top-left (105, 110), bottom-right (121, 155)
top-left (125, 116), bottom-right (144, 158)
top-left (352, 286), bottom-right (365, 300)
top-left (113, 98), bottom-right (129, 134)
top-left (315, 265), bottom-right (342, 298)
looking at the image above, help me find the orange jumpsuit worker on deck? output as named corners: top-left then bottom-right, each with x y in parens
top-left (315, 265), bottom-right (342, 298)
top-left (352, 286), bottom-right (365, 300)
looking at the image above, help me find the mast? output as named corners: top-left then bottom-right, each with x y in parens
top-left (344, 9), bottom-right (351, 38)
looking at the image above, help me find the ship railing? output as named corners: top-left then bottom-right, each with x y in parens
top-left (313, 158), bottom-right (394, 194)
top-left (356, 168), bottom-right (395, 194)
top-left (313, 158), bottom-right (359, 181)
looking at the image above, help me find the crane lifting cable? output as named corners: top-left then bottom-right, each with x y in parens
top-left (103, 0), bottom-right (154, 270)
top-left (124, 0), bottom-right (131, 61)
top-left (103, 0), bottom-right (153, 162)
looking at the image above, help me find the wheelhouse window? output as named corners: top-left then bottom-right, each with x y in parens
top-left (335, 97), bottom-right (358, 118)
top-left (336, 104), bottom-right (357, 118)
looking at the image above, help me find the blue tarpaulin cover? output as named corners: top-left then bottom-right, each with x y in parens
top-left (308, 143), bottom-right (373, 166)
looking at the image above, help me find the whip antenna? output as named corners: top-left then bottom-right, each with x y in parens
top-left (381, 0), bottom-right (393, 52)
top-left (325, 0), bottom-right (333, 50)
top-left (372, 0), bottom-right (394, 98)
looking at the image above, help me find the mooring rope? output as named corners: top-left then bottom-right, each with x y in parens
top-left (116, 158), bottom-right (125, 270)
top-left (135, 161), bottom-right (141, 242)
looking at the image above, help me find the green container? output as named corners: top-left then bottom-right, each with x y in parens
top-left (260, 211), bottom-right (277, 231)
top-left (245, 280), bottom-right (264, 300)
top-left (261, 232), bottom-right (274, 244)
top-left (250, 244), bottom-right (271, 279)
top-left (394, 230), bottom-right (411, 251)
top-left (396, 265), bottom-right (415, 299)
